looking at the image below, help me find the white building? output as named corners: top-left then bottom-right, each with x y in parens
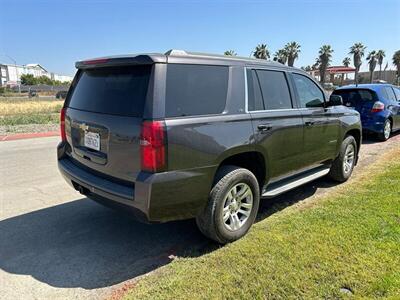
top-left (0, 63), bottom-right (73, 86)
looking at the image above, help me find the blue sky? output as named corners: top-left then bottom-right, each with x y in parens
top-left (1, 0), bottom-right (399, 76)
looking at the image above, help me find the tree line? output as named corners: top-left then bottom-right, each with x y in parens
top-left (224, 43), bottom-right (400, 85)
top-left (20, 73), bottom-right (70, 86)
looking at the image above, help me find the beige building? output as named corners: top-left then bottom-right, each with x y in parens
top-left (0, 63), bottom-right (73, 86)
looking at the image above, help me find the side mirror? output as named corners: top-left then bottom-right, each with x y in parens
top-left (327, 95), bottom-right (343, 107)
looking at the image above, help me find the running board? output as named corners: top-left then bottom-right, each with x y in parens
top-left (262, 167), bottom-right (330, 198)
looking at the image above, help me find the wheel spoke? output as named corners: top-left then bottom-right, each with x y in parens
top-left (237, 188), bottom-right (251, 201)
top-left (227, 190), bottom-right (233, 201)
top-left (240, 202), bottom-right (252, 209)
top-left (238, 208), bottom-right (250, 217)
top-left (230, 213), bottom-right (241, 230)
top-left (223, 205), bottom-right (230, 214)
top-left (223, 211), bottom-right (230, 222)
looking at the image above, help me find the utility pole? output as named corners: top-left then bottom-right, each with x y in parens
top-left (5, 54), bottom-right (21, 93)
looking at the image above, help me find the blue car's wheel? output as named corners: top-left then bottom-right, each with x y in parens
top-left (378, 119), bottom-right (391, 141)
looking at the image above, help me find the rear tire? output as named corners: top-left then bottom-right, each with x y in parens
top-left (196, 165), bottom-right (260, 244)
top-left (377, 119), bottom-right (391, 141)
top-left (328, 135), bottom-right (357, 182)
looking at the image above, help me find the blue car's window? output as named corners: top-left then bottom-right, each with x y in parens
top-left (393, 88), bottom-right (400, 101)
top-left (332, 89), bottom-right (376, 106)
top-left (384, 87), bottom-right (397, 101)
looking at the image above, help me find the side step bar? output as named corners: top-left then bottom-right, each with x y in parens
top-left (262, 167), bottom-right (330, 198)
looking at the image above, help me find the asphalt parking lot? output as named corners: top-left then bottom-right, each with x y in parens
top-left (1, 133), bottom-right (399, 300)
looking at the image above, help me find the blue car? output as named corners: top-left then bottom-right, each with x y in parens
top-left (332, 84), bottom-right (400, 141)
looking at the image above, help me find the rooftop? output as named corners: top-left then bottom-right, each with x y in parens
top-left (76, 49), bottom-right (300, 71)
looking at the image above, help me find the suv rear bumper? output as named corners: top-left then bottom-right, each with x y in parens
top-left (58, 156), bottom-right (215, 223)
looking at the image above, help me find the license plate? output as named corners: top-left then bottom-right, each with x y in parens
top-left (84, 132), bottom-right (100, 151)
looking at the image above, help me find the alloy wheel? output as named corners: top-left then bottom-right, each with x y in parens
top-left (384, 121), bottom-right (391, 140)
top-left (222, 183), bottom-right (253, 231)
top-left (343, 144), bottom-right (355, 174)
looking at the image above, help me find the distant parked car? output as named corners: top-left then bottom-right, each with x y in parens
top-left (322, 82), bottom-right (338, 90)
top-left (56, 90), bottom-right (68, 99)
top-left (28, 90), bottom-right (38, 98)
top-left (332, 84), bottom-right (400, 141)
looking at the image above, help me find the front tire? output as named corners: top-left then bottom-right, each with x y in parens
top-left (378, 119), bottom-right (391, 141)
top-left (328, 135), bottom-right (357, 182)
top-left (196, 166), bottom-right (260, 244)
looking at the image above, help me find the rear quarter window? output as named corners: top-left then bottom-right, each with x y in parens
top-left (165, 64), bottom-right (228, 117)
top-left (67, 66), bottom-right (151, 117)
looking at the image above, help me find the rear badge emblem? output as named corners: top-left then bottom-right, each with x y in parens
top-left (79, 123), bottom-right (89, 131)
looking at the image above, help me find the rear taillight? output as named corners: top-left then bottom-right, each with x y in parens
top-left (371, 101), bottom-right (385, 113)
top-left (140, 120), bottom-right (166, 172)
top-left (60, 107), bottom-right (66, 141)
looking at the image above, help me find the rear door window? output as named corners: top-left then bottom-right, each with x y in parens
top-left (256, 70), bottom-right (293, 110)
top-left (165, 64), bottom-right (228, 117)
top-left (68, 66), bottom-right (151, 117)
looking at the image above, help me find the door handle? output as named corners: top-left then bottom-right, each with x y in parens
top-left (257, 124), bottom-right (272, 132)
top-left (305, 121), bottom-right (315, 126)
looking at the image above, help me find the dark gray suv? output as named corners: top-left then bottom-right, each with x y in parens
top-left (58, 50), bottom-right (361, 243)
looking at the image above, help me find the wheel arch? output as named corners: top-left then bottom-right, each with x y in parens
top-left (214, 150), bottom-right (267, 190)
top-left (344, 128), bottom-right (361, 155)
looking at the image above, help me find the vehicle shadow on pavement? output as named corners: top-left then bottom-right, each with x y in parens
top-left (0, 178), bottom-right (338, 290)
top-left (0, 198), bottom-right (210, 290)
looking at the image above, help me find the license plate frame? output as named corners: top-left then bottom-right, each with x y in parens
top-left (84, 131), bottom-right (100, 151)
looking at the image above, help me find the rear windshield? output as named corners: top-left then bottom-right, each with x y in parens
top-left (165, 64), bottom-right (228, 117)
top-left (67, 66), bottom-right (151, 117)
top-left (332, 89), bottom-right (377, 104)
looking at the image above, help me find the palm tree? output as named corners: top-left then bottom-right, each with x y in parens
top-left (341, 57), bottom-right (351, 85)
top-left (318, 45), bottom-right (334, 84)
top-left (376, 50), bottom-right (385, 79)
top-left (349, 42), bottom-right (366, 85)
top-left (253, 44), bottom-right (270, 60)
top-left (284, 42), bottom-right (301, 67)
top-left (224, 50), bottom-right (237, 56)
top-left (342, 57), bottom-right (351, 67)
top-left (273, 49), bottom-right (287, 64)
top-left (366, 51), bottom-right (377, 83)
top-left (393, 50), bottom-right (400, 84)
top-left (312, 58), bottom-right (321, 70)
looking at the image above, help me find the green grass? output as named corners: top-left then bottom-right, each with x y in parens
top-left (0, 113), bottom-right (60, 126)
top-left (124, 154), bottom-right (400, 299)
top-left (0, 98), bottom-right (62, 126)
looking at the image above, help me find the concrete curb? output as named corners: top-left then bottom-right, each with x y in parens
top-left (0, 131), bottom-right (59, 141)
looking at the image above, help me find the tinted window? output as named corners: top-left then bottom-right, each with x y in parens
top-left (165, 64), bottom-right (228, 117)
top-left (393, 87), bottom-right (400, 101)
top-left (292, 73), bottom-right (325, 108)
top-left (68, 66), bottom-right (151, 117)
top-left (333, 89), bottom-right (377, 106)
top-left (247, 69), bottom-right (264, 111)
top-left (256, 70), bottom-right (292, 110)
top-left (384, 87), bottom-right (397, 101)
